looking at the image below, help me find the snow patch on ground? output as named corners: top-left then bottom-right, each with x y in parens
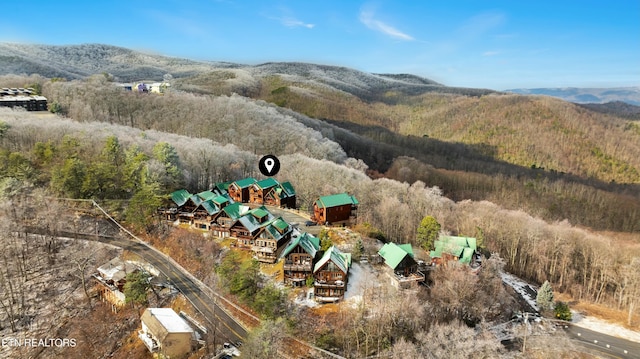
top-left (293, 288), bottom-right (318, 308)
top-left (500, 271), bottom-right (539, 312)
top-left (571, 311), bottom-right (640, 343)
top-left (345, 261), bottom-right (381, 308)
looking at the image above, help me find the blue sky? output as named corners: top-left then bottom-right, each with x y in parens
top-left (1, 0), bottom-right (638, 90)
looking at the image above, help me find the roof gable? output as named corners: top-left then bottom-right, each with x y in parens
top-left (200, 200), bottom-right (220, 215)
top-left (281, 231), bottom-right (320, 258)
top-left (314, 246), bottom-right (351, 274)
top-left (222, 202), bottom-right (248, 220)
top-left (378, 242), bottom-right (414, 270)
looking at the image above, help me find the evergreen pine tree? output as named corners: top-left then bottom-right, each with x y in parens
top-left (536, 280), bottom-right (555, 311)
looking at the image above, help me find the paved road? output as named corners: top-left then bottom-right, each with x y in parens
top-left (27, 229), bottom-right (247, 347)
top-left (265, 205), bottom-right (322, 235)
top-left (561, 323), bottom-right (640, 358)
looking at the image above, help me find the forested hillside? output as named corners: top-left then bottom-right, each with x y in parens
top-left (2, 67), bottom-right (640, 324)
top-left (1, 44), bottom-right (640, 353)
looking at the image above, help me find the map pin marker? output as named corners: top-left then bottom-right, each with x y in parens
top-left (265, 158), bottom-right (275, 174)
top-left (259, 155), bottom-right (280, 177)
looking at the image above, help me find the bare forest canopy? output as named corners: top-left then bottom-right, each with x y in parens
top-left (1, 85), bottom-right (640, 323)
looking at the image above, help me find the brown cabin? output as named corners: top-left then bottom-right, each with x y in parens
top-left (249, 178), bottom-right (279, 204)
top-left (313, 193), bottom-right (358, 225)
top-left (228, 177), bottom-right (256, 203)
top-left (253, 217), bottom-right (292, 263)
top-left (281, 232), bottom-right (320, 286)
top-left (264, 181), bottom-right (297, 209)
top-left (313, 246), bottom-right (352, 302)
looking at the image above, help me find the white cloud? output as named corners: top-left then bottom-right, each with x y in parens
top-left (267, 6), bottom-right (315, 29)
top-left (279, 16), bottom-right (315, 29)
top-left (359, 8), bottom-right (414, 41)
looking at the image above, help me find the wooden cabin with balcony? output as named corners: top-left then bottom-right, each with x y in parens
top-left (313, 246), bottom-right (351, 302)
top-left (228, 177), bottom-right (257, 203)
top-left (281, 232), bottom-right (320, 286)
top-left (209, 202), bottom-right (249, 238)
top-left (253, 217), bottom-right (293, 263)
top-left (192, 193), bottom-right (232, 230)
top-left (230, 206), bottom-right (274, 248)
top-left (378, 242), bottom-right (425, 289)
top-left (249, 178), bottom-right (279, 204)
top-left (264, 181), bottom-right (296, 208)
top-left (312, 193), bottom-right (358, 225)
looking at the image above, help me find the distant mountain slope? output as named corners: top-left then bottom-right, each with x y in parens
top-left (0, 42), bottom-right (491, 100)
top-left (0, 43), bottom-right (236, 81)
top-left (506, 87), bottom-right (640, 105)
top-left (577, 101), bottom-right (640, 120)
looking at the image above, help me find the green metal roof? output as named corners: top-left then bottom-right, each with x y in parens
top-left (272, 218), bottom-right (289, 232)
top-left (378, 242), bottom-right (414, 270)
top-left (280, 181), bottom-right (295, 196)
top-left (315, 193), bottom-right (358, 208)
top-left (281, 232), bottom-right (320, 258)
top-left (189, 194), bottom-right (204, 207)
top-left (170, 189), bottom-right (191, 207)
top-left (255, 178), bottom-right (279, 189)
top-left (197, 190), bottom-right (217, 201)
top-left (314, 246), bottom-right (351, 274)
top-left (263, 219), bottom-right (291, 240)
top-left (214, 181), bottom-right (232, 193)
top-left (234, 206), bottom-right (275, 233)
top-left (430, 236), bottom-right (477, 264)
top-left (233, 177), bottom-right (257, 189)
top-left (251, 208), bottom-right (269, 219)
top-left (201, 200), bottom-right (220, 215)
top-left (212, 195), bottom-right (229, 205)
top-left (223, 202), bottom-right (244, 220)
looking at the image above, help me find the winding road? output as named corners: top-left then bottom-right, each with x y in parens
top-left (26, 228), bottom-right (247, 346)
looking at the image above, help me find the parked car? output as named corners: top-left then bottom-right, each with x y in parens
top-left (223, 342), bottom-right (241, 357)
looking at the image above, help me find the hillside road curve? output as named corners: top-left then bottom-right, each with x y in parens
top-left (562, 324), bottom-right (640, 359)
top-left (24, 228), bottom-right (247, 346)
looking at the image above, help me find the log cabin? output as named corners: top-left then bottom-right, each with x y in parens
top-left (378, 242), bottom-right (424, 289)
top-left (228, 177), bottom-right (257, 203)
top-left (281, 231), bottom-right (320, 286)
top-left (210, 202), bottom-right (250, 238)
top-left (230, 206), bottom-right (274, 248)
top-left (312, 193), bottom-right (358, 225)
top-left (253, 217), bottom-right (293, 263)
top-left (429, 235), bottom-right (480, 267)
top-left (313, 246), bottom-right (351, 302)
top-left (264, 181), bottom-right (296, 209)
top-left (192, 194), bottom-right (232, 230)
top-left (249, 178), bottom-right (279, 204)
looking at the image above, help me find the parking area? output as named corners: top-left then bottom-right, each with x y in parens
top-left (265, 205), bottom-right (322, 235)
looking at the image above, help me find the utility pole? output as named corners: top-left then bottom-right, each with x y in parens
top-left (522, 312), bottom-right (529, 353)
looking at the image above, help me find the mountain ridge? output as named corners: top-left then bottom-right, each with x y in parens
top-left (506, 86), bottom-right (640, 106)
